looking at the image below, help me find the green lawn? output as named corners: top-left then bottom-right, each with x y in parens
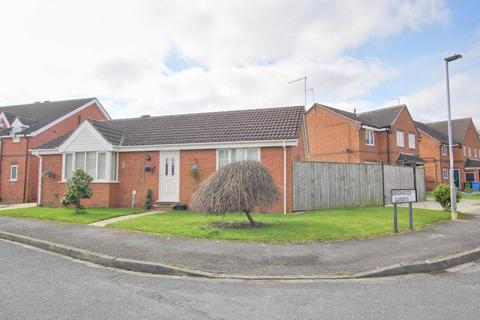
top-left (108, 207), bottom-right (451, 243)
top-left (427, 191), bottom-right (480, 201)
top-left (0, 207), bottom-right (145, 224)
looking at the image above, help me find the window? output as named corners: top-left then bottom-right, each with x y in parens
top-left (408, 133), bottom-right (416, 149)
top-left (97, 153), bottom-right (106, 180)
top-left (476, 149), bottom-right (479, 159)
top-left (396, 131), bottom-right (404, 147)
top-left (443, 168), bottom-right (449, 180)
top-left (464, 146), bottom-right (467, 156)
top-left (441, 145), bottom-right (448, 155)
top-left (365, 129), bottom-right (374, 146)
top-left (10, 164), bottom-right (18, 181)
top-left (468, 147), bottom-right (472, 157)
top-left (86, 152), bottom-right (96, 178)
top-left (64, 154), bottom-right (73, 179)
top-left (466, 172), bottom-right (475, 182)
top-left (110, 152), bottom-right (118, 181)
top-left (63, 152), bottom-right (118, 182)
top-left (217, 148), bottom-right (260, 169)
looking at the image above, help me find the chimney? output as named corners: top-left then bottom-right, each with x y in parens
top-left (354, 108), bottom-right (357, 116)
top-left (141, 115), bottom-right (150, 118)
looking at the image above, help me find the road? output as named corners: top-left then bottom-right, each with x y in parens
top-left (1, 239), bottom-right (479, 320)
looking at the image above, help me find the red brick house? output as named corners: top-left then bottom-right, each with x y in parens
top-left (32, 106), bottom-right (308, 213)
top-left (0, 98), bottom-right (110, 203)
top-left (306, 103), bottom-right (424, 166)
top-left (416, 118), bottom-right (480, 190)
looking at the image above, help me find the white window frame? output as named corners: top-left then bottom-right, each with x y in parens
top-left (468, 146), bottom-right (472, 157)
top-left (441, 145), bottom-right (448, 156)
top-left (396, 131), bottom-right (404, 147)
top-left (443, 168), bottom-right (449, 180)
top-left (365, 129), bottom-right (375, 146)
top-left (9, 164), bottom-right (18, 181)
top-left (62, 151), bottom-right (118, 183)
top-left (216, 148), bottom-right (261, 170)
top-left (408, 133), bottom-right (416, 149)
top-left (464, 146), bottom-right (467, 156)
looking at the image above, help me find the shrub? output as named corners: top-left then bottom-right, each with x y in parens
top-left (432, 184), bottom-right (462, 209)
top-left (190, 160), bottom-right (279, 226)
top-left (144, 189), bottom-right (153, 210)
top-left (63, 169), bottom-right (93, 214)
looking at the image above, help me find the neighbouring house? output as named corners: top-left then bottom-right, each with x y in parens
top-left (306, 103), bottom-right (424, 166)
top-left (32, 106), bottom-right (308, 213)
top-left (0, 98), bottom-right (110, 203)
top-left (416, 118), bottom-right (480, 190)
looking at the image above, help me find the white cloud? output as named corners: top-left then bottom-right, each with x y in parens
top-left (0, 0), bottom-right (448, 118)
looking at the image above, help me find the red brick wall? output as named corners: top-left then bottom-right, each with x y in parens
top-left (0, 102), bottom-right (108, 203)
top-left (306, 105), bottom-right (419, 165)
top-left (306, 106), bottom-right (361, 163)
top-left (39, 142), bottom-right (305, 212)
top-left (110, 152), bottom-right (160, 208)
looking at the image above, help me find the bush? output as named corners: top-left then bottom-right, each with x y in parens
top-left (432, 184), bottom-right (462, 209)
top-left (63, 169), bottom-right (93, 214)
top-left (144, 189), bottom-right (153, 210)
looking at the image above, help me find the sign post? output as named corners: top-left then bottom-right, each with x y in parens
top-left (391, 189), bottom-right (417, 233)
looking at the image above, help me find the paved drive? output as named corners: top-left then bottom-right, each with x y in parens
top-left (1, 239), bottom-right (479, 320)
top-left (1, 204), bottom-right (479, 276)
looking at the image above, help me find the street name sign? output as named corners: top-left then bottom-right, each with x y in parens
top-left (391, 189), bottom-right (417, 204)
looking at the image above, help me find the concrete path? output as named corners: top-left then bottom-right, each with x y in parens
top-left (0, 203), bottom-right (479, 277)
top-left (0, 203), bottom-right (37, 211)
top-left (398, 199), bottom-right (480, 213)
top-left (89, 210), bottom-right (165, 227)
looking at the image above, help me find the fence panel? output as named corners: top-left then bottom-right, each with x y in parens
top-left (292, 162), bottom-right (383, 211)
top-left (293, 161), bottom-right (426, 211)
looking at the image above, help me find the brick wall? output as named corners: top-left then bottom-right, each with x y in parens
top-left (0, 102), bottom-right (107, 203)
top-left (39, 141), bottom-right (306, 212)
top-left (306, 105), bottom-right (420, 165)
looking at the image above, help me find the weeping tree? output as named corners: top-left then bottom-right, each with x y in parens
top-left (190, 160), bottom-right (279, 226)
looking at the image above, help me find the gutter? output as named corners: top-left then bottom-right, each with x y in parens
top-left (35, 154), bottom-right (42, 206)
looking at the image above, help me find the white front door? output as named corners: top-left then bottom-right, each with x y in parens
top-left (159, 151), bottom-right (180, 202)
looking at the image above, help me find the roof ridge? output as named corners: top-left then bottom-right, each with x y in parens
top-left (0, 97), bottom-right (96, 109)
top-left (357, 104), bottom-right (405, 115)
top-left (424, 117), bottom-right (471, 125)
top-left (98, 105), bottom-right (305, 123)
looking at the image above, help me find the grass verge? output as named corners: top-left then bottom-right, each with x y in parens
top-left (0, 207), bottom-right (145, 224)
top-left (108, 207), bottom-right (451, 243)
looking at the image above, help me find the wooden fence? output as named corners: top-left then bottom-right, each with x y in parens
top-left (292, 161), bottom-right (426, 211)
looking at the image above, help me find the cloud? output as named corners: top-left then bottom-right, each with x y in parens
top-left (0, 0), bottom-right (448, 118)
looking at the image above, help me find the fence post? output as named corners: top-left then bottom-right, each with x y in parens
top-left (413, 165), bottom-right (417, 202)
top-left (381, 161), bottom-right (386, 206)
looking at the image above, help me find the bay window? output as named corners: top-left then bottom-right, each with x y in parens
top-left (217, 148), bottom-right (260, 169)
top-left (63, 152), bottom-right (118, 182)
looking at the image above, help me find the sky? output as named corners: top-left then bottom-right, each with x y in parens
top-left (0, 0), bottom-right (478, 127)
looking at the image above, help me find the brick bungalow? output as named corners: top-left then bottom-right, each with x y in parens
top-left (0, 98), bottom-right (110, 203)
top-left (416, 118), bottom-right (480, 190)
top-left (32, 106), bottom-right (308, 213)
top-left (306, 103), bottom-right (424, 166)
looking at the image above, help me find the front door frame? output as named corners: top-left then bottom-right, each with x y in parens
top-left (159, 150), bottom-right (180, 202)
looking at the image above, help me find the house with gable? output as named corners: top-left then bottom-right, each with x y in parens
top-left (306, 103), bottom-right (424, 166)
top-left (416, 118), bottom-right (480, 190)
top-left (0, 98), bottom-right (110, 203)
top-left (32, 106), bottom-right (308, 213)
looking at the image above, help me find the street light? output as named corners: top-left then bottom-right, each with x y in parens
top-left (444, 53), bottom-right (462, 220)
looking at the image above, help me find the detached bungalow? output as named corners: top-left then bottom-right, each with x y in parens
top-left (416, 118), bottom-right (480, 190)
top-left (306, 103), bottom-right (424, 166)
top-left (32, 106), bottom-right (308, 213)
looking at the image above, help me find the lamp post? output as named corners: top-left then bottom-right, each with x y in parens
top-left (444, 53), bottom-right (462, 220)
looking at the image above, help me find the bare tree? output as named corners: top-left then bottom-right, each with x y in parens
top-left (190, 161), bottom-right (279, 226)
